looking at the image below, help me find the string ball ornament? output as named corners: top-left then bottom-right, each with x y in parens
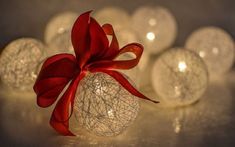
top-left (185, 26), bottom-right (234, 76)
top-left (33, 11), bottom-right (158, 136)
top-left (114, 28), bottom-right (138, 48)
top-left (94, 7), bottom-right (130, 31)
top-left (0, 38), bottom-right (45, 91)
top-left (132, 6), bottom-right (177, 54)
top-left (151, 48), bottom-right (208, 107)
top-left (74, 72), bottom-right (139, 136)
top-left (44, 12), bottom-right (78, 55)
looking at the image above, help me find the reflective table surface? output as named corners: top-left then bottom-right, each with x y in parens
top-left (0, 70), bottom-right (235, 147)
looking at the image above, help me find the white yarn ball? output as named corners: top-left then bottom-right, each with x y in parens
top-left (185, 26), bottom-right (234, 76)
top-left (44, 12), bottom-right (78, 55)
top-left (74, 72), bottom-right (139, 136)
top-left (152, 48), bottom-right (208, 107)
top-left (0, 38), bottom-right (45, 91)
top-left (94, 7), bottom-right (138, 47)
top-left (132, 6), bottom-right (177, 54)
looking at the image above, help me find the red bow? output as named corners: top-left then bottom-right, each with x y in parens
top-left (33, 11), bottom-right (158, 136)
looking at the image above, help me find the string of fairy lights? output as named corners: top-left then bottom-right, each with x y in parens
top-left (0, 6), bottom-right (234, 137)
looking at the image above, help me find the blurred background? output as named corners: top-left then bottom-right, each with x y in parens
top-left (0, 0), bottom-right (235, 146)
top-left (0, 0), bottom-right (235, 49)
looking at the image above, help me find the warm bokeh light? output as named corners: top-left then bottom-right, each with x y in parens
top-left (178, 61), bottom-right (187, 72)
top-left (94, 7), bottom-right (138, 47)
top-left (151, 48), bottom-right (208, 107)
top-left (146, 32), bottom-right (155, 41)
top-left (186, 26), bottom-right (234, 76)
top-left (132, 6), bottom-right (177, 54)
top-left (44, 12), bottom-right (78, 55)
top-left (0, 38), bottom-right (45, 91)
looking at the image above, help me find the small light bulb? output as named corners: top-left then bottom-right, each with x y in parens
top-left (146, 32), bottom-right (156, 41)
top-left (212, 47), bottom-right (219, 55)
top-left (148, 18), bottom-right (157, 26)
top-left (107, 109), bottom-right (114, 119)
top-left (199, 51), bottom-right (205, 58)
top-left (178, 61), bottom-right (187, 72)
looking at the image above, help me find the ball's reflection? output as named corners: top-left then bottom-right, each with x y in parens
top-left (172, 79), bottom-right (233, 134)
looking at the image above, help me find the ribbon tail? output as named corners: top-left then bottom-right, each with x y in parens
top-left (98, 70), bottom-right (159, 103)
top-left (50, 72), bottom-right (86, 136)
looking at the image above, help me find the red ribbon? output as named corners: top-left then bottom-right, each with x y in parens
top-left (33, 11), bottom-right (159, 136)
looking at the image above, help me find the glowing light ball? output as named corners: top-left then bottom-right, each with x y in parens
top-left (94, 7), bottom-right (138, 47)
top-left (151, 48), bottom-right (208, 107)
top-left (115, 28), bottom-right (138, 47)
top-left (185, 26), bottom-right (234, 76)
top-left (132, 6), bottom-right (177, 54)
top-left (74, 72), bottom-right (139, 136)
top-left (44, 12), bottom-right (78, 55)
top-left (94, 7), bottom-right (130, 30)
top-left (0, 38), bottom-right (45, 91)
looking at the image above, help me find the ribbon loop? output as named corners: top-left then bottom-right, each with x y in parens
top-left (101, 24), bottom-right (119, 59)
top-left (89, 18), bottom-right (109, 61)
top-left (34, 54), bottom-right (78, 108)
top-left (87, 43), bottom-right (143, 71)
top-left (71, 11), bottom-right (91, 68)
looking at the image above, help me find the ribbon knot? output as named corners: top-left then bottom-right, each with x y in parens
top-left (33, 11), bottom-right (158, 136)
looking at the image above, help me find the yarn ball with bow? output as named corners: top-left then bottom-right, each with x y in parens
top-left (33, 11), bottom-right (158, 136)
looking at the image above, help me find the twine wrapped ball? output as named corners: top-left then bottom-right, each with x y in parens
top-left (0, 38), bottom-right (45, 91)
top-left (152, 48), bottom-right (208, 107)
top-left (74, 72), bottom-right (140, 136)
